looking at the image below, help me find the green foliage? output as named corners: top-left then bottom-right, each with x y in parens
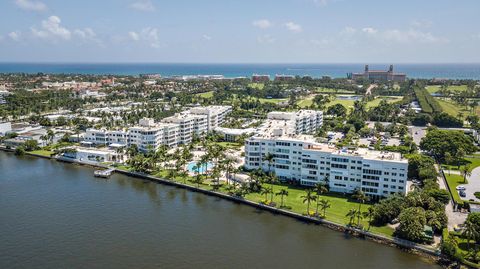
top-left (407, 154), bottom-right (436, 180)
top-left (395, 207), bottom-right (427, 242)
top-left (433, 112), bottom-right (463, 128)
top-left (420, 128), bottom-right (477, 160)
top-left (414, 86), bottom-right (442, 114)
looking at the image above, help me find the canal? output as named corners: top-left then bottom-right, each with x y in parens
top-left (0, 152), bottom-right (440, 268)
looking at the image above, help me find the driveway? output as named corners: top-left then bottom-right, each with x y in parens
top-left (436, 165), bottom-right (468, 230)
top-left (409, 126), bottom-right (427, 145)
top-left (464, 166), bottom-right (480, 202)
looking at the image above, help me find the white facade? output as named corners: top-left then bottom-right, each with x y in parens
top-left (244, 135), bottom-right (408, 198)
top-left (0, 122), bottom-right (12, 136)
top-left (84, 105), bottom-right (231, 151)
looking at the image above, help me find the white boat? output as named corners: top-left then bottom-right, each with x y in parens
top-left (94, 168), bottom-right (115, 178)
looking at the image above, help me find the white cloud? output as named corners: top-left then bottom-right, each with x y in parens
top-left (128, 31), bottom-right (140, 41)
top-left (128, 27), bottom-right (161, 48)
top-left (14, 0), bottom-right (47, 12)
top-left (411, 19), bottom-right (433, 28)
top-left (130, 0), bottom-right (156, 12)
top-left (382, 29), bottom-right (446, 43)
top-left (202, 34), bottom-right (212, 41)
top-left (362, 27), bottom-right (378, 34)
top-left (8, 31), bottom-right (22, 41)
top-left (257, 34), bottom-right (275, 44)
top-left (31, 16), bottom-right (71, 41)
top-left (252, 19), bottom-right (273, 29)
top-left (284, 22), bottom-right (303, 33)
top-left (74, 28), bottom-right (103, 46)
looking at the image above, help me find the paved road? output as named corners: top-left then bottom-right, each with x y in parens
top-left (409, 126), bottom-right (427, 145)
top-left (464, 166), bottom-right (480, 202)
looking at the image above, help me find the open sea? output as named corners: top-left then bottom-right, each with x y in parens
top-left (0, 63), bottom-right (479, 79)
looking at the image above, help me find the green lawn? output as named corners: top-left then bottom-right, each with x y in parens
top-left (366, 96), bottom-right (403, 108)
top-left (426, 85), bottom-right (468, 94)
top-left (213, 141), bottom-right (243, 149)
top-left (257, 97), bottom-right (287, 104)
top-left (248, 83), bottom-right (265, 90)
top-left (315, 87), bottom-right (354, 94)
top-left (244, 183), bottom-right (394, 236)
top-left (196, 91), bottom-right (214, 98)
top-left (297, 96), bottom-right (314, 108)
top-left (444, 174), bottom-right (467, 204)
top-left (442, 155), bottom-right (480, 171)
top-left (28, 150), bottom-right (54, 157)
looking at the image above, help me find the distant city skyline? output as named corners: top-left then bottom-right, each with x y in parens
top-left (1, 0), bottom-right (480, 63)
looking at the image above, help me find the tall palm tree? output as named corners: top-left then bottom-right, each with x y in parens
top-left (352, 189), bottom-right (369, 226)
top-left (462, 220), bottom-right (479, 249)
top-left (260, 186), bottom-right (272, 202)
top-left (275, 189), bottom-right (289, 208)
top-left (362, 207), bottom-right (375, 231)
top-left (346, 209), bottom-right (358, 226)
top-left (221, 158), bottom-right (235, 185)
top-left (319, 199), bottom-right (331, 218)
top-left (301, 189), bottom-right (317, 216)
top-left (461, 164), bottom-right (472, 183)
top-left (263, 153), bottom-right (274, 174)
top-left (314, 182), bottom-right (328, 196)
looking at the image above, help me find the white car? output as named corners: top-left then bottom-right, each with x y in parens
top-left (456, 185), bottom-right (466, 191)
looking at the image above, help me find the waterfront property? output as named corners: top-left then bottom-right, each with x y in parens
top-left (84, 105), bottom-right (232, 151)
top-left (244, 110), bottom-right (408, 198)
top-left (351, 65), bottom-right (406, 82)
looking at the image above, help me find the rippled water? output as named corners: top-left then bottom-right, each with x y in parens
top-left (0, 152), bottom-right (440, 269)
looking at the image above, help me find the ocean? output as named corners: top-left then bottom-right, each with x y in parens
top-left (0, 63), bottom-right (479, 79)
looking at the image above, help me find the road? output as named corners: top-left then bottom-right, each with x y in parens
top-left (409, 126), bottom-right (427, 145)
top-left (464, 166), bottom-right (480, 202)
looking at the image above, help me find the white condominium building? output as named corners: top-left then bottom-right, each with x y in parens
top-left (266, 110), bottom-right (323, 135)
top-left (189, 105), bottom-right (232, 130)
top-left (84, 105), bottom-right (231, 151)
top-left (244, 119), bottom-right (408, 198)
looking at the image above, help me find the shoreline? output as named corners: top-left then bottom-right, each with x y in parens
top-left (2, 149), bottom-right (451, 267)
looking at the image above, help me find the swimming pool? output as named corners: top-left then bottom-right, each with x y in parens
top-left (187, 162), bottom-right (214, 173)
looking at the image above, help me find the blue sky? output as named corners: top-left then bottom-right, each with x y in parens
top-left (0, 0), bottom-right (479, 63)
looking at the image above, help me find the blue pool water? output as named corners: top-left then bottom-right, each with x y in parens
top-left (187, 162), bottom-right (214, 173)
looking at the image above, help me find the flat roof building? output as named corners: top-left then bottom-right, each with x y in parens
top-left (351, 65), bottom-right (406, 82)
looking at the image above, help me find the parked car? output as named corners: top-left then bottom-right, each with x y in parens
top-left (459, 190), bottom-right (466, 197)
top-left (456, 185), bottom-right (466, 191)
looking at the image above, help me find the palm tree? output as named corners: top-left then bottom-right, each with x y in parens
top-left (275, 189), bottom-right (289, 208)
top-left (461, 164), bottom-right (472, 183)
top-left (221, 158), bottom-right (235, 185)
top-left (346, 209), bottom-right (358, 226)
top-left (462, 220), bottom-right (479, 249)
top-left (362, 207), bottom-right (375, 231)
top-left (260, 186), bottom-right (272, 202)
top-left (301, 189), bottom-right (317, 216)
top-left (314, 182), bottom-right (328, 196)
top-left (263, 153), bottom-right (274, 174)
top-left (352, 189), bottom-right (369, 226)
top-left (319, 199), bottom-right (331, 218)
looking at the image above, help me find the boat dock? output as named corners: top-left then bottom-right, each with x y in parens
top-left (94, 168), bottom-right (115, 178)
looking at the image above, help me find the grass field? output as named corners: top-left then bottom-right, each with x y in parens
top-left (442, 155), bottom-right (480, 171)
top-left (315, 87), bottom-right (354, 94)
top-left (28, 150), bottom-right (54, 157)
top-left (257, 97), bottom-right (287, 104)
top-left (196, 91), bottom-right (214, 98)
top-left (244, 183), bottom-right (394, 236)
top-left (436, 98), bottom-right (479, 117)
top-left (426, 85), bottom-right (469, 94)
top-left (366, 96), bottom-right (403, 108)
top-left (213, 141), bottom-right (243, 149)
top-left (248, 83), bottom-right (265, 90)
top-left (445, 174), bottom-right (467, 204)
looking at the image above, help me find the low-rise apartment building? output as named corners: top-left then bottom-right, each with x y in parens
top-left (84, 105), bottom-right (231, 151)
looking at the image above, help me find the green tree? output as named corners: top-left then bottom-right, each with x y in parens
top-left (319, 199), bottom-right (331, 218)
top-left (301, 189), bottom-right (317, 216)
top-left (362, 207), bottom-right (375, 230)
top-left (395, 207), bottom-right (426, 242)
top-left (352, 189), bottom-right (369, 226)
top-left (460, 164), bottom-right (472, 183)
top-left (346, 208), bottom-right (358, 226)
top-left (275, 189), bottom-right (289, 208)
top-left (462, 220), bottom-right (479, 249)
